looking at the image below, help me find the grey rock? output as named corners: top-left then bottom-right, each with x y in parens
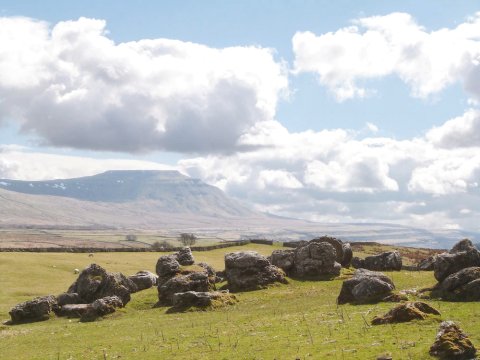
top-left (310, 236), bottom-right (352, 267)
top-left (341, 242), bottom-right (353, 267)
top-left (176, 247), bottom-right (195, 265)
top-left (293, 241), bottom-right (341, 279)
top-left (417, 256), bottom-right (436, 271)
top-left (270, 249), bottom-right (295, 274)
top-left (351, 256), bottom-right (364, 269)
top-left (128, 270), bottom-right (158, 292)
top-left (67, 264), bottom-right (135, 306)
top-left (438, 267), bottom-right (480, 301)
top-left (57, 292), bottom-right (84, 306)
top-left (429, 321), bottom-right (477, 360)
top-left (434, 251), bottom-right (480, 282)
top-left (450, 239), bottom-right (477, 254)
top-left (170, 290), bottom-right (237, 311)
top-left (9, 295), bottom-right (57, 324)
top-left (225, 251), bottom-right (287, 292)
top-left (361, 251), bottom-right (402, 271)
top-left (155, 255), bottom-right (181, 285)
top-left (337, 269), bottom-right (395, 304)
top-left (157, 268), bottom-right (212, 306)
top-left (80, 296), bottom-right (124, 322)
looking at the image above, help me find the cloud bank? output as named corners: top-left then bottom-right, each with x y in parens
top-left (0, 17), bottom-right (288, 153)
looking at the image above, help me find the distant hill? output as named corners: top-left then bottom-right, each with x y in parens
top-left (0, 170), bottom-right (478, 249)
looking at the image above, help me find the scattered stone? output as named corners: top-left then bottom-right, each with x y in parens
top-left (57, 292), bottom-right (84, 306)
top-left (225, 251), bottom-right (287, 292)
top-left (176, 247), bottom-right (195, 266)
top-left (9, 295), bottom-right (57, 324)
top-left (270, 249), bottom-right (295, 274)
top-left (157, 266), bottom-right (213, 306)
top-left (353, 251), bottom-right (402, 271)
top-left (80, 296), bottom-right (124, 322)
top-left (434, 250), bottom-right (480, 282)
top-left (429, 321), bottom-right (477, 360)
top-left (169, 290), bottom-right (238, 312)
top-left (337, 269), bottom-right (395, 305)
top-left (437, 267), bottom-right (480, 301)
top-left (67, 264), bottom-right (136, 306)
top-left (372, 302), bottom-right (440, 325)
top-left (418, 256), bottom-right (436, 271)
top-left (128, 270), bottom-right (158, 292)
top-left (293, 241), bottom-right (341, 279)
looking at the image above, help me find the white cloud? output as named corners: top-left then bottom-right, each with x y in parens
top-left (0, 17), bottom-right (288, 153)
top-left (292, 12), bottom-right (480, 101)
top-left (426, 108), bottom-right (480, 148)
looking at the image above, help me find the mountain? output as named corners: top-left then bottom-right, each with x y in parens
top-left (0, 170), bottom-right (478, 249)
top-left (0, 170), bottom-right (253, 217)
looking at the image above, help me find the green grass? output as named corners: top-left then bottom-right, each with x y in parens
top-left (1, 244), bottom-right (479, 359)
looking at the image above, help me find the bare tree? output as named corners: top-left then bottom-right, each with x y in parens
top-left (179, 233), bottom-right (197, 246)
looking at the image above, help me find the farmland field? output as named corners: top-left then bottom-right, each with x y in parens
top-left (0, 244), bottom-right (478, 359)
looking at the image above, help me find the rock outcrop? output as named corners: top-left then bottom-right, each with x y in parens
top-left (352, 251), bottom-right (402, 271)
top-left (67, 264), bottom-right (136, 306)
top-left (225, 251), bottom-right (287, 292)
top-left (128, 270), bottom-right (158, 292)
top-left (157, 266), bottom-right (213, 306)
top-left (429, 321), bottom-right (477, 360)
top-left (434, 240), bottom-right (480, 282)
top-left (436, 267), bottom-right (480, 301)
top-left (293, 241), bottom-right (341, 279)
top-left (337, 269), bottom-right (395, 304)
top-left (169, 290), bottom-right (237, 312)
top-left (371, 302), bottom-right (440, 325)
top-left (9, 295), bottom-right (57, 324)
top-left (176, 247), bottom-right (195, 265)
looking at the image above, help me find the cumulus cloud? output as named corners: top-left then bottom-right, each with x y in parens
top-left (292, 12), bottom-right (480, 101)
top-left (0, 17), bottom-right (288, 153)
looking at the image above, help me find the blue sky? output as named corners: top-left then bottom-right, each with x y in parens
top-left (1, 1), bottom-right (480, 231)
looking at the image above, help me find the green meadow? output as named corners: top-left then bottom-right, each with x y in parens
top-left (1, 244), bottom-right (479, 359)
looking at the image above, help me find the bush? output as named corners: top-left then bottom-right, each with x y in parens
top-left (179, 233), bottom-right (197, 246)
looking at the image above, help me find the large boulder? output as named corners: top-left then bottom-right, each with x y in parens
top-left (417, 255), bottom-right (436, 271)
top-left (433, 251), bottom-right (480, 282)
top-left (429, 321), bottom-right (477, 360)
top-left (176, 247), bottom-right (195, 266)
top-left (353, 251), bottom-right (402, 271)
top-left (9, 295), bottom-right (57, 324)
top-left (128, 270), bottom-right (158, 292)
top-left (337, 269), bottom-right (395, 304)
top-left (169, 291), bottom-right (238, 312)
top-left (437, 267), bottom-right (480, 301)
top-left (80, 296), bottom-right (124, 322)
top-left (372, 302), bottom-right (440, 325)
top-left (56, 292), bottom-right (84, 306)
top-left (310, 236), bottom-right (352, 267)
top-left (157, 266), bottom-right (213, 306)
top-left (270, 249), bottom-right (295, 274)
top-left (293, 241), bottom-right (341, 279)
top-left (67, 264), bottom-right (136, 306)
top-left (225, 251), bottom-right (287, 292)
top-left (156, 255), bottom-right (181, 285)
top-left (450, 239), bottom-right (477, 254)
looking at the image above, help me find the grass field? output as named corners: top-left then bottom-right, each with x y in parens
top-left (1, 244), bottom-right (479, 359)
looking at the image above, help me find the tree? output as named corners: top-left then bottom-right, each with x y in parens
top-left (179, 233), bottom-right (197, 246)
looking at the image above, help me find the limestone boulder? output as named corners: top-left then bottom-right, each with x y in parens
top-left (417, 256), bottom-right (436, 271)
top-left (433, 251), bottom-right (480, 282)
top-left (176, 247), bottom-right (195, 265)
top-left (169, 290), bottom-right (238, 312)
top-left (225, 251), bottom-right (287, 292)
top-left (155, 255), bottom-right (181, 285)
top-left (353, 251), bottom-right (402, 271)
top-left (437, 267), bottom-right (480, 301)
top-left (293, 241), bottom-right (341, 279)
top-left (429, 321), bottom-right (477, 360)
top-left (337, 269), bottom-right (395, 304)
top-left (9, 295), bottom-right (57, 324)
top-left (310, 236), bottom-right (352, 267)
top-left (128, 270), bottom-right (158, 292)
top-left (157, 266), bottom-right (213, 305)
top-left (57, 292), bottom-right (84, 306)
top-left (67, 264), bottom-right (136, 306)
top-left (270, 249), bottom-right (295, 274)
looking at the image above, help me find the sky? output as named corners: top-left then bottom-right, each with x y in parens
top-left (1, 1), bottom-right (480, 231)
